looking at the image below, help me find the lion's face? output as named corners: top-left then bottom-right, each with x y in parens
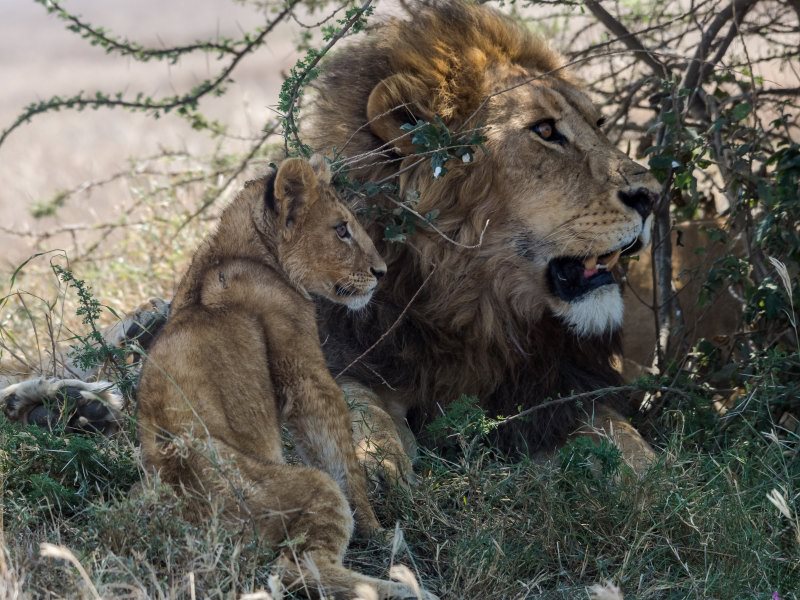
top-left (485, 75), bottom-right (659, 336)
top-left (273, 157), bottom-right (387, 311)
top-left (314, 2), bottom-right (660, 338)
top-left (366, 71), bottom-right (658, 336)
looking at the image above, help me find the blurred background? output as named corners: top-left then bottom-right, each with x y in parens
top-left (3, 0), bottom-right (797, 366)
top-left (0, 0), bottom-right (297, 264)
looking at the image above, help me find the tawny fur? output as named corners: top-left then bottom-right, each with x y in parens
top-left (306, 1), bottom-right (659, 468)
top-left (1, 378), bottom-right (123, 434)
top-left (0, 298), bottom-right (169, 434)
top-left (136, 157), bottom-right (431, 599)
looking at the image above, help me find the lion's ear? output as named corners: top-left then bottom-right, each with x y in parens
top-left (367, 74), bottom-right (433, 155)
top-left (274, 158), bottom-right (318, 230)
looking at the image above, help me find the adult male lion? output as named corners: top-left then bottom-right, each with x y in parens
top-left (307, 1), bottom-right (661, 476)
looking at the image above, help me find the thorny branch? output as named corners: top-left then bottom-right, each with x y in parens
top-left (0, 0), bottom-right (299, 149)
top-left (280, 0), bottom-right (375, 154)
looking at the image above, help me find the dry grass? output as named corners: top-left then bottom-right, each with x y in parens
top-left (2, 397), bottom-right (799, 598)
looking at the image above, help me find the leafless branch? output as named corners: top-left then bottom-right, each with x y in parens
top-left (583, 0), bottom-right (668, 76)
top-left (335, 264), bottom-right (437, 380)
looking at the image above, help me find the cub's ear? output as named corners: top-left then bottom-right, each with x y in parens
top-left (308, 153), bottom-right (332, 186)
top-left (367, 74), bottom-right (433, 155)
top-left (274, 158), bottom-right (319, 230)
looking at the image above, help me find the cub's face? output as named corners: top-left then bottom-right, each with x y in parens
top-left (273, 156), bottom-right (387, 311)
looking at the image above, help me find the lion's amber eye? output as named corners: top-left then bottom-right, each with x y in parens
top-left (335, 222), bottom-right (350, 239)
top-left (535, 122), bottom-right (553, 139)
top-left (530, 119), bottom-right (565, 144)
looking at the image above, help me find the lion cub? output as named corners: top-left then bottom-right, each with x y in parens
top-left (137, 157), bottom-right (423, 598)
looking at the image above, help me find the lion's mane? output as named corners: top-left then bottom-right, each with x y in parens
top-left (308, 1), bottom-right (629, 452)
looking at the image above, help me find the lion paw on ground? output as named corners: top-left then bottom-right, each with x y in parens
top-left (1, 378), bottom-right (125, 435)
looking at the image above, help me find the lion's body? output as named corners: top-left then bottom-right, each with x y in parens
top-left (621, 219), bottom-right (745, 377)
top-left (307, 1), bottom-right (660, 466)
top-left (136, 158), bottom-right (427, 599)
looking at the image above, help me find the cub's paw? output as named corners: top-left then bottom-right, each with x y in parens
top-left (1, 378), bottom-right (125, 435)
top-left (385, 566), bottom-right (440, 600)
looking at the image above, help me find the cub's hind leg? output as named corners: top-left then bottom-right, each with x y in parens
top-left (153, 436), bottom-right (431, 599)
top-left (202, 260), bottom-right (383, 539)
top-left (251, 464), bottom-right (431, 599)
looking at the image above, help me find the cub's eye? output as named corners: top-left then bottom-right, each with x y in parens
top-left (335, 222), bottom-right (350, 239)
top-left (530, 119), bottom-right (566, 144)
top-left (596, 116), bottom-right (607, 128)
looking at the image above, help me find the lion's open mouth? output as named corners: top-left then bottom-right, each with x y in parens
top-left (547, 238), bottom-right (643, 302)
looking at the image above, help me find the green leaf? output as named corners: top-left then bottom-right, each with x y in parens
top-left (730, 102), bottom-right (752, 122)
top-left (649, 155), bottom-right (679, 170)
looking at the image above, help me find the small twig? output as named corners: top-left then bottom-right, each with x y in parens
top-left (335, 264), bottom-right (437, 380)
top-left (385, 197), bottom-right (490, 250)
top-left (680, 0), bottom-right (760, 115)
top-left (38, 0), bottom-right (245, 61)
top-left (494, 385), bottom-right (693, 427)
top-left (583, 0), bottom-right (668, 75)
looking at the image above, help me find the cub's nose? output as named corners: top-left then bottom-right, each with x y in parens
top-left (618, 188), bottom-right (656, 220)
top-left (370, 266), bottom-right (386, 280)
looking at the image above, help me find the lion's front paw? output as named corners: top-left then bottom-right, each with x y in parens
top-left (356, 432), bottom-right (416, 494)
top-left (1, 378), bottom-right (125, 435)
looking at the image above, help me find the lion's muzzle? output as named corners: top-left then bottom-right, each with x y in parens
top-left (618, 187), bottom-right (657, 221)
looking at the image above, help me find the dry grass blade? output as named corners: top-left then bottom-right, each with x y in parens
top-left (239, 592), bottom-right (274, 600)
top-left (267, 573), bottom-right (284, 600)
top-left (767, 488), bottom-right (800, 545)
top-left (39, 543), bottom-right (101, 600)
top-left (768, 256), bottom-right (793, 304)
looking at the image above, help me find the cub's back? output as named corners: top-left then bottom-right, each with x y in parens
top-left (137, 305), bottom-right (281, 463)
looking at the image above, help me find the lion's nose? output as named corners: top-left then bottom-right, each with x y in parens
top-left (370, 266), bottom-right (386, 280)
top-left (618, 188), bottom-right (656, 220)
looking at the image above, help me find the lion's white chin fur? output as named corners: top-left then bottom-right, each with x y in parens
top-left (554, 284), bottom-right (624, 337)
top-left (640, 213), bottom-right (654, 248)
